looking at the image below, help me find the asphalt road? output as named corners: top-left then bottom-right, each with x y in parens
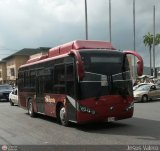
top-left (0, 100), bottom-right (160, 147)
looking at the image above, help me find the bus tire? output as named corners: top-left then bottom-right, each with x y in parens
top-left (58, 105), bottom-right (69, 127)
top-left (28, 100), bottom-right (35, 117)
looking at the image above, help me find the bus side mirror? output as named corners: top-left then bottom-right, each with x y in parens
top-left (123, 50), bottom-right (143, 76)
top-left (136, 60), bottom-right (143, 76)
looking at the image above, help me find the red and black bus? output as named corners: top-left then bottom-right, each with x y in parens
top-left (18, 40), bottom-right (143, 126)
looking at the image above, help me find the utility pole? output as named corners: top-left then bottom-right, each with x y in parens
top-left (85, 0), bottom-right (88, 40)
top-left (133, 0), bottom-right (136, 79)
top-left (109, 0), bottom-right (112, 43)
top-left (153, 5), bottom-right (156, 77)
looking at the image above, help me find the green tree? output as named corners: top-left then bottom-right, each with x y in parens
top-left (143, 32), bottom-right (160, 76)
top-left (155, 33), bottom-right (160, 45)
top-left (143, 32), bottom-right (153, 75)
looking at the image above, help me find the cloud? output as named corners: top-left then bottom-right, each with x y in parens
top-left (0, 0), bottom-right (160, 67)
top-left (0, 0), bottom-right (86, 49)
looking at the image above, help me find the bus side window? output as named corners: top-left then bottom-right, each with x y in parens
top-left (44, 69), bottom-right (53, 93)
top-left (18, 71), bottom-right (24, 91)
top-left (30, 70), bottom-right (36, 87)
top-left (24, 71), bottom-right (30, 87)
top-left (36, 69), bottom-right (44, 95)
top-left (66, 64), bottom-right (75, 96)
top-left (54, 64), bottom-right (65, 93)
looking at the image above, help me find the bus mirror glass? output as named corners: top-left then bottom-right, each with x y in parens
top-left (136, 60), bottom-right (143, 76)
top-left (123, 50), bottom-right (143, 76)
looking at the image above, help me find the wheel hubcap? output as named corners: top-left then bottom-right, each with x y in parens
top-left (144, 97), bottom-right (147, 101)
top-left (29, 102), bottom-right (32, 115)
top-left (60, 107), bottom-right (66, 123)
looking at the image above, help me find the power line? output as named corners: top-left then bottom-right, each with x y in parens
top-left (0, 53), bottom-right (14, 55)
top-left (0, 48), bottom-right (18, 51)
top-left (0, 45), bottom-right (18, 52)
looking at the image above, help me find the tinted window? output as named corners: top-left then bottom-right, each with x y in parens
top-left (79, 50), bottom-right (130, 80)
top-left (54, 64), bottom-right (65, 93)
top-left (24, 71), bottom-right (30, 87)
top-left (43, 68), bottom-right (53, 93)
top-left (0, 85), bottom-right (12, 90)
top-left (79, 50), bottom-right (124, 75)
top-left (30, 70), bottom-right (36, 87)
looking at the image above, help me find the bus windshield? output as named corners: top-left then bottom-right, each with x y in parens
top-left (79, 50), bottom-right (132, 99)
top-left (79, 50), bottom-right (130, 77)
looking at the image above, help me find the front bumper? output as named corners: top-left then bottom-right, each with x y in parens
top-left (134, 96), bottom-right (141, 102)
top-left (0, 93), bottom-right (10, 101)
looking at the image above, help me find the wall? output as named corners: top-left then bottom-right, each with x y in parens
top-left (0, 62), bottom-right (7, 84)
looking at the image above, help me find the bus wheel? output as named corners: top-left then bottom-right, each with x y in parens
top-left (28, 100), bottom-right (35, 117)
top-left (59, 105), bottom-right (69, 126)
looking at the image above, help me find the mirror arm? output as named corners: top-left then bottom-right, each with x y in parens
top-left (123, 50), bottom-right (143, 76)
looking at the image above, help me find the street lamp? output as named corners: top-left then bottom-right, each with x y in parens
top-left (153, 5), bottom-right (156, 77)
top-left (133, 0), bottom-right (136, 79)
top-left (109, 0), bottom-right (112, 43)
top-left (85, 0), bottom-right (88, 40)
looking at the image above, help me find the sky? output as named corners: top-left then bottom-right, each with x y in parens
top-left (0, 0), bottom-right (160, 67)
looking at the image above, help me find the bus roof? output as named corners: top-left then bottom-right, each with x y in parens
top-left (22, 40), bottom-right (116, 67)
top-left (48, 40), bottom-right (115, 58)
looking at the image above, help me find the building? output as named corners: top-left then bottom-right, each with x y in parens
top-left (0, 47), bottom-right (49, 85)
top-left (0, 60), bottom-right (7, 84)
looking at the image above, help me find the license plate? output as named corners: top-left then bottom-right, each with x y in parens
top-left (108, 117), bottom-right (115, 122)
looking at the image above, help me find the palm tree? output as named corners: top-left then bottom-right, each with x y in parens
top-left (155, 33), bottom-right (160, 45)
top-left (143, 32), bottom-right (153, 75)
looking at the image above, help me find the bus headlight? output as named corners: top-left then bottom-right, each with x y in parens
top-left (79, 105), bottom-right (96, 115)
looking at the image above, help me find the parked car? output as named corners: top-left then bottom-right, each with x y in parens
top-left (134, 83), bottom-right (160, 102)
top-left (133, 83), bottom-right (150, 91)
top-left (9, 88), bottom-right (18, 106)
top-left (155, 79), bottom-right (160, 86)
top-left (0, 84), bottom-right (13, 101)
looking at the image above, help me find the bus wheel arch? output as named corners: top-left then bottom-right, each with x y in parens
top-left (28, 99), bottom-right (35, 117)
top-left (56, 102), bottom-right (69, 126)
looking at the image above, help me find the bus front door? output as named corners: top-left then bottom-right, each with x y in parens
top-left (65, 63), bottom-right (77, 122)
top-left (36, 75), bottom-right (45, 113)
